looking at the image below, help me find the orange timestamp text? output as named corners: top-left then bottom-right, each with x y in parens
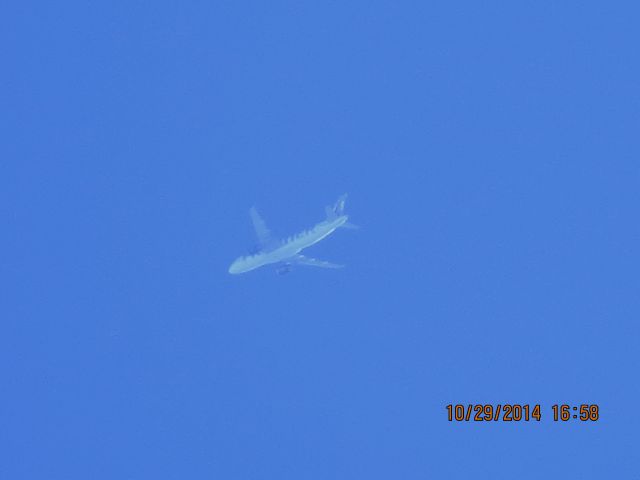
top-left (446, 404), bottom-right (600, 422)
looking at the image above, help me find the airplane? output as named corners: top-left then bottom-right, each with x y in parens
top-left (228, 194), bottom-right (356, 275)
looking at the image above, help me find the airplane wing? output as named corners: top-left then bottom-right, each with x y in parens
top-left (249, 207), bottom-right (272, 248)
top-left (293, 254), bottom-right (344, 269)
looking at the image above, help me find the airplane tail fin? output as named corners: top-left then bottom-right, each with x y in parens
top-left (325, 194), bottom-right (348, 220)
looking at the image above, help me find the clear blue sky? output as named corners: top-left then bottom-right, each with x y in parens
top-left (3, 1), bottom-right (639, 478)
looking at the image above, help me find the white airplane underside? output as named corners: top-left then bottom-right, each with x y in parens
top-left (228, 194), bottom-right (355, 275)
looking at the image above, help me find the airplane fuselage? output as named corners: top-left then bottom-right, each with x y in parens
top-left (228, 215), bottom-right (348, 274)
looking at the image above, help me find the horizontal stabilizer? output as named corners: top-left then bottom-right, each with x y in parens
top-left (325, 193), bottom-right (348, 220)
